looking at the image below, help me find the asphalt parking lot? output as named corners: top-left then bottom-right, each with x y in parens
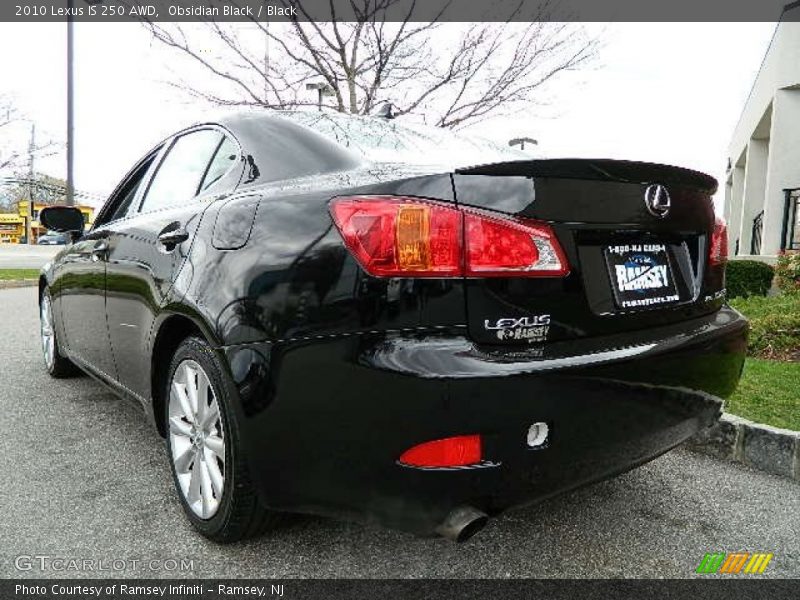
top-left (0, 285), bottom-right (798, 579)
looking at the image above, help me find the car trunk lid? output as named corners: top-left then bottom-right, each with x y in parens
top-left (452, 159), bottom-right (723, 346)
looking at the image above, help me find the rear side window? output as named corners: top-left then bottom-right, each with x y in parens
top-left (139, 129), bottom-right (223, 213)
top-left (201, 136), bottom-right (239, 192)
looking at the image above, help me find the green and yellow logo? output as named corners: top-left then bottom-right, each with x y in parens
top-left (696, 552), bottom-right (774, 574)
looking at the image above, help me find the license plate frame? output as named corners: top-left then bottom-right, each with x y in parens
top-left (604, 243), bottom-right (680, 310)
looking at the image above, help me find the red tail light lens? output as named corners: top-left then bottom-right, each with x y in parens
top-left (329, 197), bottom-right (461, 277)
top-left (399, 435), bottom-right (482, 468)
top-left (465, 211), bottom-right (569, 276)
top-left (709, 215), bottom-right (728, 266)
top-left (329, 196), bottom-right (569, 278)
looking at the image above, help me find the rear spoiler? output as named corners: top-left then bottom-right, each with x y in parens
top-left (456, 159), bottom-right (718, 195)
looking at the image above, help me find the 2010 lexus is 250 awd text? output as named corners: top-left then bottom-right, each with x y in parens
top-left (37, 111), bottom-right (747, 543)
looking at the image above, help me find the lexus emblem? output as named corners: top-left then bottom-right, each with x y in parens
top-left (644, 184), bottom-right (671, 218)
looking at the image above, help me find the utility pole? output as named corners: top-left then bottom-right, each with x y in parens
top-left (25, 124), bottom-right (35, 244)
top-left (28, 124), bottom-right (35, 200)
top-left (66, 0), bottom-right (75, 207)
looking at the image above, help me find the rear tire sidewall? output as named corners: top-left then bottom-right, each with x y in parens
top-left (164, 337), bottom-right (240, 540)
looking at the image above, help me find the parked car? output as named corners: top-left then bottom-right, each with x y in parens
top-left (38, 111), bottom-right (747, 543)
top-left (37, 231), bottom-right (69, 245)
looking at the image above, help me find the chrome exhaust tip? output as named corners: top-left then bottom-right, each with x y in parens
top-left (435, 505), bottom-right (489, 543)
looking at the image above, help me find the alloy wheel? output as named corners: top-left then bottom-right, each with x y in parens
top-left (40, 294), bottom-right (55, 371)
top-left (168, 359), bottom-right (226, 519)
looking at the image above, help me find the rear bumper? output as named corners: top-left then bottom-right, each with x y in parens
top-left (223, 306), bottom-right (747, 535)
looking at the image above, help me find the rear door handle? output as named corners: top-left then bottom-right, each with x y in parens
top-left (158, 228), bottom-right (189, 248)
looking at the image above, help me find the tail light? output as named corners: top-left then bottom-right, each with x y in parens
top-left (709, 215), bottom-right (728, 266)
top-left (328, 197), bottom-right (461, 277)
top-left (329, 196), bottom-right (569, 278)
top-left (465, 212), bottom-right (568, 276)
top-left (399, 435), bottom-right (482, 468)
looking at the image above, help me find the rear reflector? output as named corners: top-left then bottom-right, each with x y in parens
top-left (399, 435), bottom-right (482, 468)
top-left (709, 215), bottom-right (728, 266)
top-left (329, 196), bottom-right (569, 278)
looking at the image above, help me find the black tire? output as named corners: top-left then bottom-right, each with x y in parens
top-left (164, 336), bottom-right (280, 542)
top-left (40, 287), bottom-right (80, 378)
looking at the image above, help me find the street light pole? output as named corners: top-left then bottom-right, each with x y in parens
top-left (66, 0), bottom-right (75, 207)
top-left (305, 82), bottom-right (334, 111)
top-left (508, 137), bottom-right (538, 152)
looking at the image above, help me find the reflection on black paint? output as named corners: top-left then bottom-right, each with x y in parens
top-left (243, 155), bottom-right (260, 184)
top-left (228, 346), bottom-right (274, 416)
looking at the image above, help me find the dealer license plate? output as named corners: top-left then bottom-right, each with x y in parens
top-left (604, 243), bottom-right (680, 310)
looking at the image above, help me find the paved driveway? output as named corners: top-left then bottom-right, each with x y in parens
top-left (0, 286), bottom-right (797, 579)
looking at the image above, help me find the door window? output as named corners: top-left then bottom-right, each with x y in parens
top-left (139, 129), bottom-right (223, 213)
top-left (104, 155), bottom-right (156, 224)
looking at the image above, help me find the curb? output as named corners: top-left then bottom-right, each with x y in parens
top-left (686, 413), bottom-right (800, 481)
top-left (0, 280), bottom-right (37, 290)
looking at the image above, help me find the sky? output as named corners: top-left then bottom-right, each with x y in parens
top-left (0, 21), bottom-right (778, 211)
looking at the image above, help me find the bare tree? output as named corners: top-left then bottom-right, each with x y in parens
top-left (0, 97), bottom-right (26, 172)
top-left (0, 173), bottom-right (70, 212)
top-left (0, 96), bottom-right (59, 173)
top-left (144, 0), bottom-right (598, 129)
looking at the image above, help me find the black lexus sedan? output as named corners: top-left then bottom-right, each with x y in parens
top-left (38, 111), bottom-right (747, 543)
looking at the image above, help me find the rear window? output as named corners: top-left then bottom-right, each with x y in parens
top-left (278, 111), bottom-right (528, 169)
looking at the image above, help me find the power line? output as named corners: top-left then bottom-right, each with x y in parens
top-left (0, 176), bottom-right (104, 203)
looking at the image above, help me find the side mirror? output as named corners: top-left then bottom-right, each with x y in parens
top-left (39, 206), bottom-right (85, 235)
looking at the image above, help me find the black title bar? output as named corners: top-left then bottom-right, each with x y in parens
top-left (4, 579), bottom-right (800, 600)
top-left (3, 0), bottom-right (800, 22)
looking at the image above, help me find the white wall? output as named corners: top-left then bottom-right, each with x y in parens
top-left (730, 166), bottom-right (746, 253)
top-left (727, 11), bottom-right (800, 256)
top-left (763, 88), bottom-right (800, 254)
top-left (728, 19), bottom-right (800, 163)
top-left (739, 138), bottom-right (769, 253)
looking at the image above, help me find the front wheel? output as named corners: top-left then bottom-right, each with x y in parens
top-left (164, 336), bottom-right (279, 542)
top-left (40, 288), bottom-right (78, 378)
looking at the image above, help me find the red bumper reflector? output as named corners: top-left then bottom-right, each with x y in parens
top-left (399, 435), bottom-right (482, 468)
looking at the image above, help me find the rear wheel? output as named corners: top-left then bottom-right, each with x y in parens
top-left (164, 336), bottom-right (279, 542)
top-left (40, 288), bottom-right (78, 378)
